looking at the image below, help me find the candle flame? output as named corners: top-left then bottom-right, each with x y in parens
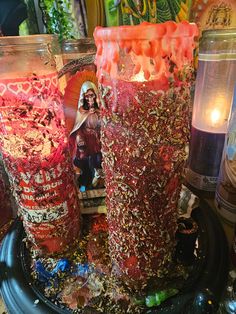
top-left (210, 108), bottom-right (221, 126)
top-left (131, 71), bottom-right (147, 82)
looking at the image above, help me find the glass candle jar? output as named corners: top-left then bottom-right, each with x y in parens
top-left (94, 21), bottom-right (197, 288)
top-left (0, 35), bottom-right (80, 254)
top-left (215, 87), bottom-right (236, 223)
top-left (62, 38), bottom-right (96, 63)
top-left (59, 38), bottom-right (96, 93)
top-left (186, 29), bottom-right (236, 192)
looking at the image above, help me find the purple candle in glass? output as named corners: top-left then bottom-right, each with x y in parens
top-left (186, 29), bottom-right (236, 192)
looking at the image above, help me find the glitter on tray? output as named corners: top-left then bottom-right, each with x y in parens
top-left (29, 195), bottom-right (199, 313)
top-left (35, 260), bottom-right (54, 283)
top-left (73, 263), bottom-right (93, 278)
top-left (35, 258), bottom-right (71, 286)
top-left (51, 258), bottom-right (70, 274)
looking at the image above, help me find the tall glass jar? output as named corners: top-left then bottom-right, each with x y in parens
top-left (0, 35), bottom-right (80, 254)
top-left (62, 38), bottom-right (96, 64)
top-left (61, 38), bottom-right (102, 198)
top-left (60, 38), bottom-right (96, 88)
top-left (215, 87), bottom-right (236, 223)
top-left (186, 29), bottom-right (236, 192)
top-left (94, 22), bottom-right (198, 289)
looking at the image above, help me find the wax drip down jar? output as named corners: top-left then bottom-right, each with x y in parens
top-left (0, 35), bottom-right (80, 255)
top-left (94, 22), bottom-right (198, 289)
top-left (186, 29), bottom-right (236, 193)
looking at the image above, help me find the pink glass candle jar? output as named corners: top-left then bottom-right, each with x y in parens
top-left (0, 35), bottom-right (80, 254)
top-left (94, 22), bottom-right (198, 288)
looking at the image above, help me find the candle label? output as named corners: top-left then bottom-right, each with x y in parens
top-left (15, 162), bottom-right (71, 223)
top-left (63, 71), bottom-right (105, 211)
top-left (186, 168), bottom-right (218, 191)
top-left (191, 0), bottom-right (236, 32)
top-left (0, 72), bottom-right (58, 97)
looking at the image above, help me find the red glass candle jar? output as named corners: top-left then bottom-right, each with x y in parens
top-left (0, 35), bottom-right (80, 254)
top-left (94, 22), bottom-right (198, 288)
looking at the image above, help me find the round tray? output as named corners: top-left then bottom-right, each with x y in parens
top-left (0, 200), bottom-right (229, 314)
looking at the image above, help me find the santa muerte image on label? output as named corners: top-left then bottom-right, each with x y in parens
top-left (64, 71), bottom-right (105, 213)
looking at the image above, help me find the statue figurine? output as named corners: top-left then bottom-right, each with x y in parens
top-left (70, 81), bottom-right (103, 190)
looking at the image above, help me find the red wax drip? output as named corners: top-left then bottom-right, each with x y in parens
top-left (94, 21), bottom-right (198, 83)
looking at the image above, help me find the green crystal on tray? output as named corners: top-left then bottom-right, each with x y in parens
top-left (134, 288), bottom-right (179, 307)
top-left (145, 288), bottom-right (179, 307)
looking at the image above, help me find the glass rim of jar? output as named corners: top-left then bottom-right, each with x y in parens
top-left (0, 34), bottom-right (59, 49)
top-left (202, 28), bottom-right (236, 38)
top-left (62, 38), bottom-right (96, 53)
top-left (62, 38), bottom-right (95, 46)
top-left (94, 21), bottom-right (198, 41)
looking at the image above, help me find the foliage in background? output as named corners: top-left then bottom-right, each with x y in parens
top-left (39, 0), bottom-right (80, 42)
top-left (19, 0), bottom-right (40, 35)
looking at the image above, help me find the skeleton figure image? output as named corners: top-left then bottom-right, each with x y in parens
top-left (70, 81), bottom-right (104, 190)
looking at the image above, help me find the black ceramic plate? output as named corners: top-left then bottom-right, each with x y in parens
top-left (0, 200), bottom-right (229, 314)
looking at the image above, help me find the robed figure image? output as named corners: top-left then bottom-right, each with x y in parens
top-left (70, 80), bottom-right (104, 190)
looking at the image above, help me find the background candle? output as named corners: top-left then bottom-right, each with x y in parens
top-left (0, 35), bottom-right (80, 254)
top-left (186, 28), bottom-right (236, 192)
top-left (215, 87), bottom-right (236, 223)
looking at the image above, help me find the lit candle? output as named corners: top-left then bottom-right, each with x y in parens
top-left (94, 21), bottom-right (197, 288)
top-left (0, 35), bottom-right (80, 254)
top-left (210, 108), bottom-right (222, 127)
top-left (186, 29), bottom-right (236, 193)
